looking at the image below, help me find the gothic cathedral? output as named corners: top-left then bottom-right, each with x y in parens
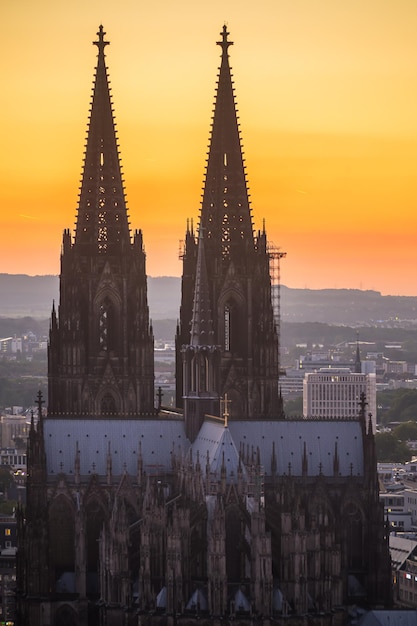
top-left (18, 26), bottom-right (391, 626)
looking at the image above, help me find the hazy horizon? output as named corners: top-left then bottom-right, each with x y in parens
top-left (2, 1), bottom-right (417, 295)
top-left (1, 272), bottom-right (417, 300)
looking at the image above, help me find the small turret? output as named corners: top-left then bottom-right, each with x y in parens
top-left (333, 441), bottom-right (340, 477)
top-left (106, 441), bottom-right (112, 485)
top-left (182, 228), bottom-right (221, 441)
top-left (302, 441), bottom-right (308, 477)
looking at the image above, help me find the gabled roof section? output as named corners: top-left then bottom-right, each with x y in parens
top-left (200, 25), bottom-right (254, 263)
top-left (389, 535), bottom-right (417, 570)
top-left (191, 419), bottom-right (244, 481)
top-left (44, 418), bottom-right (188, 477)
top-left (228, 420), bottom-right (365, 477)
top-left (75, 25), bottom-right (131, 254)
top-left (357, 611), bottom-right (417, 626)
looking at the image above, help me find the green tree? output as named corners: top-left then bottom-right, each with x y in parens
top-left (375, 432), bottom-right (412, 463)
top-left (377, 389), bottom-right (417, 426)
top-left (392, 421), bottom-right (417, 441)
top-left (284, 396), bottom-right (303, 417)
top-left (0, 501), bottom-right (17, 515)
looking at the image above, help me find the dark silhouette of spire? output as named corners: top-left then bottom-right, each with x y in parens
top-left (182, 226), bottom-right (220, 441)
top-left (190, 228), bottom-right (214, 347)
top-left (302, 441), bottom-right (308, 477)
top-left (333, 441), bottom-right (340, 476)
top-left (75, 25), bottom-right (131, 254)
top-left (176, 25), bottom-right (281, 419)
top-left (200, 25), bottom-right (254, 266)
top-left (48, 27), bottom-right (154, 417)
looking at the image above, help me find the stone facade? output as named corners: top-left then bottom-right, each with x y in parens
top-left (17, 25), bottom-right (392, 626)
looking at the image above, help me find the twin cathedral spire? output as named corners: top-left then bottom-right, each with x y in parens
top-left (177, 25), bottom-right (282, 435)
top-left (48, 25), bottom-right (154, 418)
top-left (48, 24), bottom-right (282, 431)
top-left (75, 25), bottom-right (131, 254)
top-left (22, 28), bottom-right (392, 622)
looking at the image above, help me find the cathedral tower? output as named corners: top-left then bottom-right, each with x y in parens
top-left (19, 26), bottom-right (392, 625)
top-left (181, 228), bottom-right (221, 440)
top-left (48, 26), bottom-right (154, 417)
top-left (176, 25), bottom-right (281, 420)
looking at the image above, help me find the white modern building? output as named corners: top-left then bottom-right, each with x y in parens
top-left (0, 414), bottom-right (29, 449)
top-left (303, 368), bottom-right (377, 432)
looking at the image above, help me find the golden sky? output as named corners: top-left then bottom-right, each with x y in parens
top-left (1, 0), bottom-right (417, 295)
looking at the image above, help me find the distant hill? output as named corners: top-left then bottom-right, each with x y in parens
top-left (280, 286), bottom-right (417, 326)
top-left (1, 274), bottom-right (417, 327)
top-left (0, 274), bottom-right (181, 321)
top-left (0, 274), bottom-right (59, 318)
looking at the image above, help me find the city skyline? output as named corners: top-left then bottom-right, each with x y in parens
top-left (2, 0), bottom-right (417, 295)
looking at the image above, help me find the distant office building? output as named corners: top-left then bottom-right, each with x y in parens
top-left (390, 535), bottom-right (417, 608)
top-left (0, 449), bottom-right (26, 471)
top-left (362, 360), bottom-right (376, 375)
top-left (0, 516), bottom-right (17, 624)
top-left (0, 414), bottom-right (29, 448)
top-left (303, 368), bottom-right (377, 432)
top-left (278, 368), bottom-right (305, 398)
top-left (386, 361), bottom-right (408, 375)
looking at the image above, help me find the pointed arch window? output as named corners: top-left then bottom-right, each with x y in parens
top-left (49, 498), bottom-right (75, 590)
top-left (345, 503), bottom-right (364, 569)
top-left (199, 352), bottom-right (208, 392)
top-left (191, 354), bottom-right (196, 392)
top-left (224, 300), bottom-right (239, 353)
top-left (85, 500), bottom-right (106, 595)
top-left (101, 393), bottom-right (116, 415)
top-left (222, 213), bottom-right (231, 259)
top-left (99, 297), bottom-right (115, 352)
top-left (191, 351), bottom-right (209, 393)
top-left (225, 305), bottom-right (231, 351)
top-left (225, 507), bottom-right (245, 582)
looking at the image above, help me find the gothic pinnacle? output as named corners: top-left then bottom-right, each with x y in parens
top-left (217, 24), bottom-right (233, 55)
top-left (94, 25), bottom-right (109, 54)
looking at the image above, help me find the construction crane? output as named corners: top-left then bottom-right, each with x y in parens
top-left (267, 243), bottom-right (287, 376)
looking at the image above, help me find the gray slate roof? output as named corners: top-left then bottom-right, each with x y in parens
top-left (43, 416), bottom-right (364, 479)
top-left (228, 419), bottom-right (364, 477)
top-left (191, 421), bottom-right (244, 480)
top-left (357, 611), bottom-right (417, 626)
top-left (43, 417), bottom-right (188, 477)
top-left (389, 535), bottom-right (417, 570)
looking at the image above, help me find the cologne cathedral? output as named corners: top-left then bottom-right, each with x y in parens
top-left (18, 25), bottom-right (391, 626)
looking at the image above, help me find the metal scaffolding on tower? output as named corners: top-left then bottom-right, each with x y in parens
top-left (268, 243), bottom-right (287, 376)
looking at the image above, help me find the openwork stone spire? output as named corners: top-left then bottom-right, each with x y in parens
top-left (190, 228), bottom-right (214, 347)
top-left (200, 25), bottom-right (254, 266)
top-left (75, 25), bottom-right (131, 253)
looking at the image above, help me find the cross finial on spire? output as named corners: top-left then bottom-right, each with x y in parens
top-left (217, 24), bottom-right (233, 54)
top-left (221, 393), bottom-right (231, 427)
top-left (156, 386), bottom-right (164, 411)
top-left (359, 391), bottom-right (368, 421)
top-left (94, 25), bottom-right (109, 53)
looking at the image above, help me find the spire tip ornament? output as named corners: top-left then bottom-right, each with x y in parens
top-left (217, 24), bottom-right (233, 54)
top-left (94, 24), bottom-right (109, 53)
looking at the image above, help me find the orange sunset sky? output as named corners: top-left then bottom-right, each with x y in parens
top-left (1, 0), bottom-right (417, 295)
